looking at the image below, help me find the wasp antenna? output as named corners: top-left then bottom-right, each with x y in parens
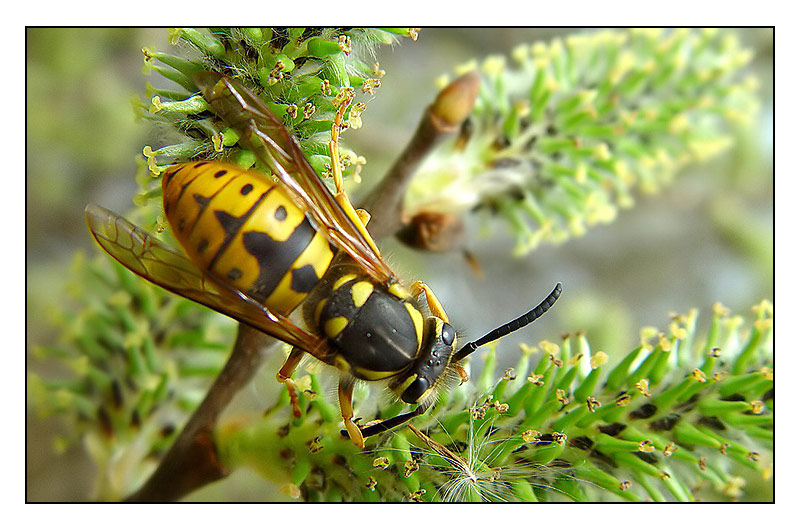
top-left (345, 403), bottom-right (430, 439)
top-left (453, 283), bottom-right (562, 363)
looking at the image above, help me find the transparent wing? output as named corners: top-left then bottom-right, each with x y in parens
top-left (194, 71), bottom-right (395, 285)
top-left (85, 204), bottom-right (332, 359)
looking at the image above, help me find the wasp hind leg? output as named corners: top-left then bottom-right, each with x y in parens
top-left (276, 347), bottom-right (305, 418)
top-left (355, 208), bottom-right (371, 226)
top-left (328, 93), bottom-right (382, 258)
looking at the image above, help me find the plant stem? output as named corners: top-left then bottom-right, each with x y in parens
top-left (125, 325), bottom-right (273, 502)
top-left (360, 71), bottom-right (479, 239)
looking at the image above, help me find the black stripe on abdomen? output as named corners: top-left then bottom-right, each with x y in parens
top-left (240, 216), bottom-right (317, 302)
top-left (184, 174), bottom-right (239, 239)
top-left (207, 188), bottom-right (274, 270)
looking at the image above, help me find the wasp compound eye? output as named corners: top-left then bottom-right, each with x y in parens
top-left (401, 377), bottom-right (429, 404)
top-left (441, 322), bottom-right (455, 346)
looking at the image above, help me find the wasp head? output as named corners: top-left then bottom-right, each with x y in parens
top-left (391, 316), bottom-right (459, 405)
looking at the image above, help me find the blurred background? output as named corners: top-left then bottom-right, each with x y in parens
top-left (26, 28), bottom-right (773, 501)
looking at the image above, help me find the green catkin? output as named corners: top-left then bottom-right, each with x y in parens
top-left (550, 405), bottom-right (590, 432)
top-left (476, 346), bottom-right (498, 394)
top-left (525, 361), bottom-right (557, 415)
top-left (291, 458), bottom-right (312, 486)
top-left (716, 371), bottom-right (767, 397)
top-left (604, 346), bottom-right (644, 390)
top-left (511, 478), bottom-right (539, 502)
top-left (143, 48), bottom-right (203, 77)
top-left (732, 326), bottom-right (768, 375)
top-left (573, 464), bottom-right (641, 501)
top-left (648, 348), bottom-right (674, 386)
top-left (626, 347), bottom-right (664, 387)
top-left (505, 379), bottom-right (535, 416)
top-left (635, 471), bottom-right (667, 502)
top-left (613, 452), bottom-right (666, 481)
top-left (652, 376), bottom-right (695, 410)
top-left (661, 470), bottom-right (693, 502)
top-left (145, 83), bottom-right (192, 101)
top-left (554, 365), bottom-right (580, 392)
top-left (403, 28), bottom-right (759, 255)
top-left (148, 63), bottom-right (196, 92)
top-left (174, 28), bottom-right (226, 59)
top-left (573, 364), bottom-right (602, 403)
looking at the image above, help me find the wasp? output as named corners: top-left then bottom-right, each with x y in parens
top-left (86, 71), bottom-right (561, 447)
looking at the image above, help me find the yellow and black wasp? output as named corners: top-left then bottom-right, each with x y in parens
top-left (86, 71), bottom-right (561, 447)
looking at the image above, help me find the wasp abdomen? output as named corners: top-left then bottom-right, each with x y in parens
top-left (162, 161), bottom-right (335, 315)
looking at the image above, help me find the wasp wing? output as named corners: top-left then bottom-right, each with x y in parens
top-left (194, 71), bottom-right (395, 285)
top-left (85, 204), bottom-right (331, 358)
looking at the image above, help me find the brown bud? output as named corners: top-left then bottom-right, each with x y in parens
top-left (396, 211), bottom-right (465, 252)
top-left (430, 71), bottom-right (481, 129)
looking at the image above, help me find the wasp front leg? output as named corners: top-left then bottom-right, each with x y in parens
top-left (338, 377), bottom-right (365, 448)
top-left (411, 281), bottom-right (468, 384)
top-left (411, 281), bottom-right (450, 323)
top-left (276, 347), bottom-right (305, 418)
top-left (357, 404), bottom-right (430, 439)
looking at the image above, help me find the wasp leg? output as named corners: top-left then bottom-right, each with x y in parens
top-left (329, 94), bottom-right (382, 258)
top-left (276, 347), bottom-right (305, 418)
top-left (355, 208), bottom-right (371, 226)
top-left (338, 378), bottom-right (365, 448)
top-left (329, 88), bottom-right (354, 198)
top-left (355, 404), bottom-right (430, 439)
top-left (411, 281), bottom-right (450, 323)
top-left (453, 364), bottom-right (470, 385)
top-left (336, 188), bottom-right (381, 257)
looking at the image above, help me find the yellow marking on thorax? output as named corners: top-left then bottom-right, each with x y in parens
top-left (333, 273), bottom-right (358, 291)
top-left (388, 282), bottom-right (410, 300)
top-left (333, 354), bottom-right (351, 372)
top-left (350, 281), bottom-right (374, 308)
top-left (324, 316), bottom-right (349, 339)
top-left (404, 302), bottom-right (424, 352)
top-left (353, 367), bottom-right (399, 381)
top-left (313, 298), bottom-right (328, 325)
